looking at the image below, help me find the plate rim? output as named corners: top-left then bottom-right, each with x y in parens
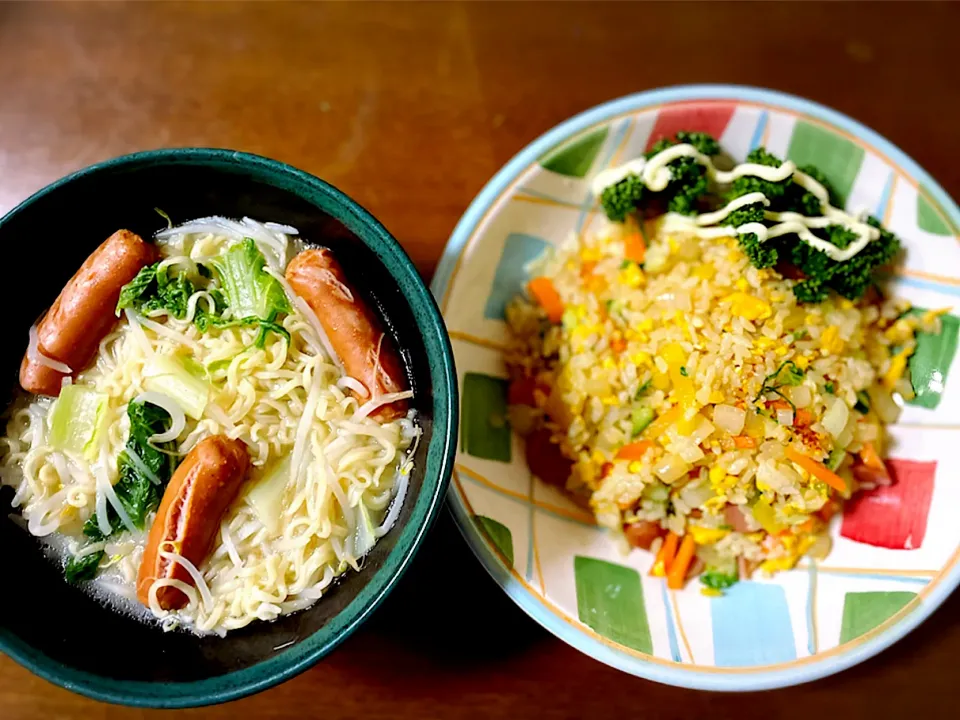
top-left (431, 84), bottom-right (960, 691)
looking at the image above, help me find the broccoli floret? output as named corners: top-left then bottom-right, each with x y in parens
top-left (646, 137), bottom-right (674, 159)
top-left (793, 278), bottom-right (829, 304)
top-left (787, 217), bottom-right (901, 302)
top-left (729, 147), bottom-right (791, 203)
top-left (724, 202), bottom-right (765, 227)
top-left (664, 157), bottom-right (709, 215)
top-left (646, 131), bottom-right (720, 159)
top-left (798, 164), bottom-right (840, 206)
top-left (738, 232), bottom-right (778, 269)
top-left (600, 174), bottom-right (646, 222)
top-left (676, 131), bottom-right (720, 156)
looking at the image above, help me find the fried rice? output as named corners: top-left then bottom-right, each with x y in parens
top-left (504, 216), bottom-right (943, 591)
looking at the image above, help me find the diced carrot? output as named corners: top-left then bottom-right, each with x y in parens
top-left (666, 534), bottom-right (697, 589)
top-left (600, 462), bottom-right (614, 479)
top-left (817, 498), bottom-right (842, 523)
top-left (644, 405), bottom-right (683, 439)
top-left (650, 531), bottom-right (679, 577)
top-left (795, 408), bottom-right (814, 426)
top-left (785, 445), bottom-right (847, 493)
top-left (528, 277), bottom-right (564, 324)
top-left (610, 337), bottom-right (627, 353)
top-left (797, 518), bottom-right (815, 534)
top-left (859, 441), bottom-right (885, 471)
top-left (508, 377), bottom-right (537, 406)
top-left (733, 435), bottom-right (757, 449)
top-left (769, 399), bottom-right (791, 411)
top-left (616, 440), bottom-right (654, 461)
top-left (624, 231), bottom-right (646, 264)
top-left (580, 261), bottom-right (597, 278)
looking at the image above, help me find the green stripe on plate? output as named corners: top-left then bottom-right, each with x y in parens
top-left (539, 126), bottom-right (609, 178)
top-left (474, 515), bottom-right (514, 566)
top-left (574, 556), bottom-right (652, 654)
top-left (917, 190), bottom-right (953, 236)
top-left (908, 311), bottom-right (959, 409)
top-left (460, 372), bottom-right (512, 462)
top-left (840, 591), bottom-right (916, 644)
top-left (786, 121), bottom-right (864, 203)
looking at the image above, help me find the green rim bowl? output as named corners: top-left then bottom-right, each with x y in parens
top-left (0, 148), bottom-right (458, 707)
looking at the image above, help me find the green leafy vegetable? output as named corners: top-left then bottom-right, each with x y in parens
top-left (755, 360), bottom-right (805, 408)
top-left (65, 550), bottom-right (105, 584)
top-left (48, 385), bottom-right (109, 461)
top-left (635, 379), bottom-right (652, 398)
top-left (700, 568), bottom-right (739, 591)
top-left (83, 400), bottom-right (176, 542)
top-left (631, 406), bottom-right (655, 437)
top-left (142, 356), bottom-right (211, 420)
top-left (854, 390), bottom-right (871, 414)
top-left (117, 264), bottom-right (196, 320)
top-left (827, 447), bottom-right (846, 472)
top-left (208, 238), bottom-right (290, 322)
top-left (679, 366), bottom-right (689, 377)
top-left (824, 381), bottom-right (836, 394)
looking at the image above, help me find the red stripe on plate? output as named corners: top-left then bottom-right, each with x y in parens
top-left (645, 102), bottom-right (737, 151)
top-left (840, 459), bottom-right (937, 550)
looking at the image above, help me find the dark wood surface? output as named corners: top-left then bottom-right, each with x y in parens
top-left (1, 2), bottom-right (958, 718)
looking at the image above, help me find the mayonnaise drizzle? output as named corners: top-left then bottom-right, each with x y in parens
top-left (592, 143), bottom-right (880, 262)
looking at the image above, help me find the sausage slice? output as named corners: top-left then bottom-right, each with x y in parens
top-left (286, 248), bottom-right (408, 421)
top-left (20, 229), bottom-right (157, 396)
top-left (137, 436), bottom-right (249, 610)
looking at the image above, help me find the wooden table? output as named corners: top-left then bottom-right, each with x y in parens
top-left (2, 2), bottom-right (958, 718)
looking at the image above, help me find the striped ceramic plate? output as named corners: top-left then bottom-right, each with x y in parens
top-left (431, 86), bottom-right (960, 691)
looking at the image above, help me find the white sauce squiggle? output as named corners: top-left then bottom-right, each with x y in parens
top-left (592, 143), bottom-right (879, 262)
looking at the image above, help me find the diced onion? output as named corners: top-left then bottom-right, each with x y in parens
top-left (867, 384), bottom-right (902, 424)
top-left (821, 396), bottom-right (849, 439)
top-left (337, 376), bottom-right (370, 399)
top-left (713, 404), bottom-right (746, 435)
top-left (654, 453), bottom-right (690, 483)
top-left (353, 391), bottom-right (414, 422)
top-left (788, 385), bottom-right (812, 408)
top-left (134, 391), bottom-right (186, 443)
top-left (375, 472), bottom-right (409, 538)
top-left (27, 324), bottom-right (73, 374)
top-left (776, 408), bottom-right (794, 426)
top-left (158, 550), bottom-right (215, 611)
top-left (679, 481), bottom-right (713, 509)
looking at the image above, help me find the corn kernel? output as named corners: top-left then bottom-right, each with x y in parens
top-left (708, 390), bottom-right (725, 404)
top-left (689, 526), bottom-right (730, 544)
top-left (755, 337), bottom-right (775, 351)
top-left (883, 349), bottom-right (911, 389)
top-left (820, 325), bottom-right (845, 355)
top-left (794, 355), bottom-right (810, 370)
top-left (601, 357), bottom-right (616, 370)
top-left (709, 465), bottom-right (726, 484)
top-left (662, 342), bottom-right (686, 366)
top-left (591, 451), bottom-right (605, 465)
top-left (652, 370), bottom-right (671, 390)
top-left (581, 247), bottom-right (602, 263)
top-left (638, 318), bottom-right (654, 332)
top-left (704, 495), bottom-right (727, 514)
top-left (628, 461), bottom-right (643, 473)
top-left (701, 587), bottom-right (723, 597)
top-left (774, 346), bottom-right (788, 356)
top-left (602, 395), bottom-right (619, 406)
top-left (840, 299), bottom-right (854, 310)
top-left (736, 278), bottom-right (749, 291)
top-left (722, 292), bottom-right (772, 322)
top-left (693, 264), bottom-right (716, 281)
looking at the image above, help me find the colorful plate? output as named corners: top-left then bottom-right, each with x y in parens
top-left (431, 85), bottom-right (960, 691)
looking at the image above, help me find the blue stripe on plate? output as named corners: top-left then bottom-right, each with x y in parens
top-left (711, 582), bottom-right (797, 667)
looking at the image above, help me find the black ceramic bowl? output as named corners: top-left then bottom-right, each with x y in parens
top-left (0, 149), bottom-right (457, 707)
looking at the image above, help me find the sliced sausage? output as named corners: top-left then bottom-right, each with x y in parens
top-left (20, 229), bottom-right (157, 396)
top-left (136, 436), bottom-right (249, 610)
top-left (286, 248), bottom-right (408, 421)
